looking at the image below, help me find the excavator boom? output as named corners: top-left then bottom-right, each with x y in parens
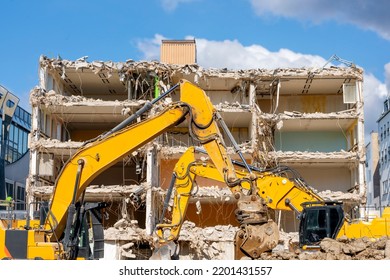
top-left (1, 79), bottom-right (241, 259)
top-left (46, 103), bottom-right (189, 238)
top-left (152, 148), bottom-right (390, 259)
top-left (46, 79), bottom-right (241, 237)
top-left (153, 148), bottom-right (280, 259)
top-left (47, 79), bottom-right (243, 252)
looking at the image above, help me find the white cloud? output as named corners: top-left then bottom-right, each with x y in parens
top-left (161, 0), bottom-right (197, 12)
top-left (193, 37), bottom-right (327, 69)
top-left (137, 34), bottom-right (389, 138)
top-left (250, 0), bottom-right (390, 40)
top-left (135, 34), bottom-right (166, 61)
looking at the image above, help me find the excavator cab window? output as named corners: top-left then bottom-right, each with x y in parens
top-left (299, 203), bottom-right (344, 247)
top-left (76, 216), bottom-right (90, 259)
top-left (302, 208), bottom-right (327, 243)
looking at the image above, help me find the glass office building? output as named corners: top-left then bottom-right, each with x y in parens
top-left (0, 85), bottom-right (31, 209)
top-left (1, 105), bottom-right (31, 164)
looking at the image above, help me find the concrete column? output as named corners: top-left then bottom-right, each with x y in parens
top-left (145, 146), bottom-right (159, 235)
top-left (26, 106), bottom-right (40, 217)
top-left (38, 61), bottom-right (46, 89)
top-left (356, 80), bottom-right (366, 200)
top-left (249, 83), bottom-right (257, 151)
top-left (27, 65), bottom-right (48, 216)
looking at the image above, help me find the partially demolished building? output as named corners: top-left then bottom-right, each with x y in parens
top-left (26, 51), bottom-right (366, 259)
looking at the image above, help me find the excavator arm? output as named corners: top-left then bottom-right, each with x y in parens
top-left (44, 79), bottom-right (243, 258)
top-left (167, 154), bottom-right (323, 212)
top-left (46, 104), bottom-right (188, 236)
top-left (152, 148), bottom-right (286, 259)
top-left (152, 148), bottom-right (327, 259)
top-left (158, 152), bottom-right (390, 254)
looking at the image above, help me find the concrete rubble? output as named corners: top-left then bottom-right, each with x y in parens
top-left (104, 219), bottom-right (151, 260)
top-left (214, 101), bottom-right (250, 111)
top-left (264, 236), bottom-right (390, 260)
top-left (30, 87), bottom-right (145, 108)
top-left (267, 110), bottom-right (359, 120)
top-left (103, 218), bottom-right (239, 260)
top-left (189, 186), bottom-right (233, 199)
top-left (105, 217), bottom-right (390, 260)
top-left (30, 138), bottom-right (83, 152)
top-left (105, 219), bottom-right (148, 241)
top-left (269, 151), bottom-right (359, 161)
top-left (32, 183), bottom-right (149, 204)
top-left (39, 56), bottom-right (363, 85)
top-left (178, 221), bottom-right (238, 260)
top-left (317, 190), bottom-right (361, 202)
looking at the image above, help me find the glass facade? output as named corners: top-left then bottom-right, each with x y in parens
top-left (0, 105), bottom-right (31, 164)
top-left (0, 85), bottom-right (31, 210)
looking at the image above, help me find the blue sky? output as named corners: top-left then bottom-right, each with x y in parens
top-left (1, 0), bottom-right (390, 139)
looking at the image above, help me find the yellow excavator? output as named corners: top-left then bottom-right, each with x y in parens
top-left (151, 147), bottom-right (390, 259)
top-left (0, 79), bottom-right (253, 260)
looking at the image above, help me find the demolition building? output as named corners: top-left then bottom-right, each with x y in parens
top-left (26, 42), bottom-right (366, 259)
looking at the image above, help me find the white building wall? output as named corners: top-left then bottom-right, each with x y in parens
top-left (366, 142), bottom-right (374, 206)
top-left (365, 132), bottom-right (381, 220)
top-left (378, 100), bottom-right (390, 210)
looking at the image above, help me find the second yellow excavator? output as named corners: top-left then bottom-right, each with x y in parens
top-left (152, 147), bottom-right (390, 259)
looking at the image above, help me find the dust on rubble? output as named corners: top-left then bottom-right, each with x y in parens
top-left (178, 221), bottom-right (238, 260)
top-left (263, 235), bottom-right (390, 260)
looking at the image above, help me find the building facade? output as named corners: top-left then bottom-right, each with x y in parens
top-left (377, 98), bottom-right (390, 209)
top-left (27, 51), bottom-right (367, 259)
top-left (0, 84), bottom-right (31, 208)
top-left (365, 132), bottom-right (380, 218)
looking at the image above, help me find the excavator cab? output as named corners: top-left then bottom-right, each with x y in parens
top-left (299, 201), bottom-right (344, 248)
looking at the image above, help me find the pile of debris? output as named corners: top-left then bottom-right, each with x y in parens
top-left (317, 190), bottom-right (361, 202)
top-left (178, 221), bottom-right (238, 259)
top-left (264, 236), bottom-right (390, 260)
top-left (105, 219), bottom-right (152, 259)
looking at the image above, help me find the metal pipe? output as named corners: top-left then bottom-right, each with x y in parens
top-left (215, 112), bottom-right (253, 175)
top-left (285, 198), bottom-right (301, 217)
top-left (160, 173), bottom-right (177, 224)
top-left (71, 159), bottom-right (85, 204)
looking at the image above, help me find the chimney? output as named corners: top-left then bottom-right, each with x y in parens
top-left (160, 39), bottom-right (196, 65)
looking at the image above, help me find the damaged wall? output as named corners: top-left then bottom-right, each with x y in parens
top-left (275, 131), bottom-right (348, 152)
